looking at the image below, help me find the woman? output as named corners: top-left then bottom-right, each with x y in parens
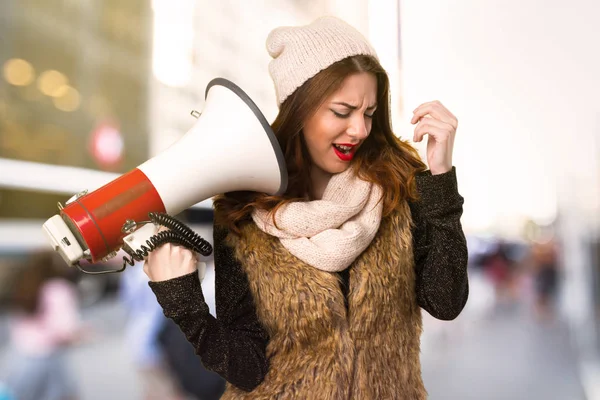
top-left (145, 16), bottom-right (468, 399)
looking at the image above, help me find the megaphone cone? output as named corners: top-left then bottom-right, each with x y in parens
top-left (43, 78), bottom-right (288, 268)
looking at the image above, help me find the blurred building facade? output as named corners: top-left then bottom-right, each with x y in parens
top-left (0, 0), bottom-right (153, 221)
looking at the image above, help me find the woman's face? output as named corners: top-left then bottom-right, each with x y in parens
top-left (303, 72), bottom-right (378, 175)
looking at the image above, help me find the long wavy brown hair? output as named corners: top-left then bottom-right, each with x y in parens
top-left (214, 55), bottom-right (426, 234)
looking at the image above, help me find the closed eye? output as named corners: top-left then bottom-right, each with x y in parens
top-left (332, 110), bottom-right (350, 118)
top-left (332, 110), bottom-right (374, 119)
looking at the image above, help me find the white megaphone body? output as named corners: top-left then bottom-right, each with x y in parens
top-left (43, 78), bottom-right (287, 272)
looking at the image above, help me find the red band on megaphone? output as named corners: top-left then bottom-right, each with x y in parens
top-left (61, 168), bottom-right (165, 263)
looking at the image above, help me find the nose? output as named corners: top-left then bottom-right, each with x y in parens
top-left (347, 114), bottom-right (370, 140)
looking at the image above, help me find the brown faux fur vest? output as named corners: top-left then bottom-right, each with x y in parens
top-left (221, 202), bottom-right (426, 400)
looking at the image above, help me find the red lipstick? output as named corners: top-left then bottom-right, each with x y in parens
top-left (332, 143), bottom-right (357, 162)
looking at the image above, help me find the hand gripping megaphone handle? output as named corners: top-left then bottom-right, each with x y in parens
top-left (121, 212), bottom-right (213, 267)
top-left (73, 212), bottom-right (212, 275)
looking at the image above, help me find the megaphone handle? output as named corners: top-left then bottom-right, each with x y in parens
top-left (121, 212), bottom-right (213, 269)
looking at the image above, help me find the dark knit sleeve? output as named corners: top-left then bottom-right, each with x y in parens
top-left (410, 167), bottom-right (469, 320)
top-left (148, 224), bottom-right (269, 392)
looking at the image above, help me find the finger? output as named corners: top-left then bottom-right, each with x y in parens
top-left (411, 101), bottom-right (440, 120)
top-left (413, 100), bottom-right (449, 117)
top-left (182, 250), bottom-right (196, 265)
top-left (413, 122), bottom-right (452, 143)
top-left (426, 100), bottom-right (458, 121)
top-left (413, 118), bottom-right (454, 142)
top-left (173, 247), bottom-right (198, 270)
top-left (415, 115), bottom-right (452, 131)
top-left (171, 244), bottom-right (196, 260)
top-left (150, 242), bottom-right (171, 256)
top-left (411, 101), bottom-right (458, 128)
top-left (157, 225), bottom-right (170, 233)
top-left (412, 103), bottom-right (455, 127)
top-left (413, 114), bottom-right (455, 143)
top-left (414, 125), bottom-right (448, 143)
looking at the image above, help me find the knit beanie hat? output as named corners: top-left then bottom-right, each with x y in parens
top-left (266, 16), bottom-right (378, 106)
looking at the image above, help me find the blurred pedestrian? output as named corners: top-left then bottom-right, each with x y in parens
top-left (530, 238), bottom-right (560, 321)
top-left (2, 251), bottom-right (86, 400)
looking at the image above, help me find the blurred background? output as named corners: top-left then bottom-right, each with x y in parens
top-left (0, 0), bottom-right (599, 399)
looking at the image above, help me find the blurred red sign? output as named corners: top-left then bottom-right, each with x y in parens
top-left (89, 122), bottom-right (124, 169)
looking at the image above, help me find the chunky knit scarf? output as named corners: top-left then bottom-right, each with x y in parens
top-left (252, 168), bottom-right (383, 272)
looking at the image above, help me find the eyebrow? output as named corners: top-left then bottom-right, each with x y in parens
top-left (332, 102), bottom-right (377, 110)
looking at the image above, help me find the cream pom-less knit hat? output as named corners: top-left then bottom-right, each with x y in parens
top-left (266, 16), bottom-right (379, 106)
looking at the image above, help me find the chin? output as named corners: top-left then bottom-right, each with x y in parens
top-left (327, 163), bottom-right (351, 174)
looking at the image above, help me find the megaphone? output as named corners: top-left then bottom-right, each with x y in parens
top-left (43, 78), bottom-right (287, 272)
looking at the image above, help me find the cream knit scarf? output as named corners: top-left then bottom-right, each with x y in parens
top-left (251, 168), bottom-right (383, 272)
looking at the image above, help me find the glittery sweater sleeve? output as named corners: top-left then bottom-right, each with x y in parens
top-left (148, 226), bottom-right (269, 392)
top-left (410, 167), bottom-right (469, 320)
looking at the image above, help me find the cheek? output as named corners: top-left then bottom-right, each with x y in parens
top-left (304, 135), bottom-right (330, 164)
top-left (304, 119), bottom-right (339, 152)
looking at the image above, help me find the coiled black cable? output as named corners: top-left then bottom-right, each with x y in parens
top-left (122, 212), bottom-right (213, 268)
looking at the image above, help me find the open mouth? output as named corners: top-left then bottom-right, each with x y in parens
top-left (332, 143), bottom-right (357, 161)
